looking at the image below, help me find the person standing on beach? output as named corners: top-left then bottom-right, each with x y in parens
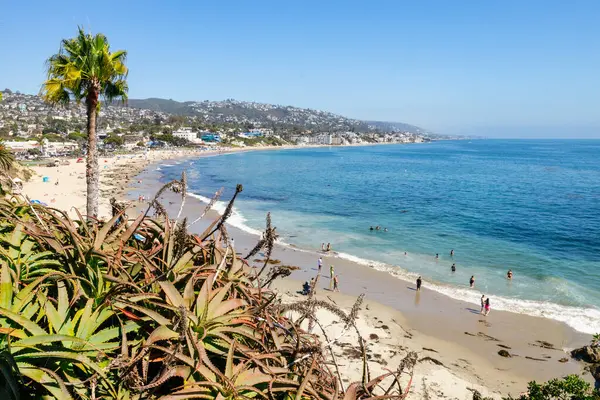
top-left (326, 243), bottom-right (331, 252)
top-left (333, 274), bottom-right (339, 292)
top-left (416, 276), bottom-right (422, 291)
top-left (318, 257), bottom-right (323, 273)
top-left (329, 265), bottom-right (335, 290)
top-left (480, 295), bottom-right (486, 313)
top-left (484, 298), bottom-right (491, 316)
top-left (470, 275), bottom-right (475, 288)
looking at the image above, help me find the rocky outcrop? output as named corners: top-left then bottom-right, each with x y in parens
top-left (588, 363), bottom-right (600, 382)
top-left (498, 350), bottom-right (512, 358)
top-left (571, 345), bottom-right (600, 385)
top-left (571, 345), bottom-right (600, 364)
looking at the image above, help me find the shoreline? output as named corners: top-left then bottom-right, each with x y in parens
top-left (127, 153), bottom-right (593, 397)
top-left (17, 140), bottom-right (409, 219)
top-left (141, 145), bottom-right (599, 336)
top-left (21, 145), bottom-right (595, 397)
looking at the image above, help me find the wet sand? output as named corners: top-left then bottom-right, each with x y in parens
top-left (126, 159), bottom-right (593, 398)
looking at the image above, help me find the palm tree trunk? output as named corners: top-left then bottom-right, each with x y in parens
top-left (85, 90), bottom-right (99, 218)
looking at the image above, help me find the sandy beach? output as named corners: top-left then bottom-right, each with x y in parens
top-left (19, 147), bottom-right (276, 219)
top-left (20, 147), bottom-right (594, 399)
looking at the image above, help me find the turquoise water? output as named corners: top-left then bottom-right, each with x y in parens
top-left (158, 141), bottom-right (600, 333)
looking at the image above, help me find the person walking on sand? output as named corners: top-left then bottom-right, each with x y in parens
top-left (318, 257), bottom-right (323, 273)
top-left (333, 274), bottom-right (339, 292)
top-left (416, 276), bottom-right (422, 291)
top-left (484, 298), bottom-right (491, 316)
top-left (470, 275), bottom-right (475, 288)
top-left (329, 265), bottom-right (335, 290)
top-left (480, 295), bottom-right (486, 314)
top-left (507, 269), bottom-right (513, 280)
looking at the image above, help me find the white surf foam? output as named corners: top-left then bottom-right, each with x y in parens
top-left (186, 191), bottom-right (600, 334)
top-left (187, 192), bottom-right (262, 236)
top-left (336, 252), bottom-right (600, 334)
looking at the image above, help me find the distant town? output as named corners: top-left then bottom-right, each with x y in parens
top-left (0, 89), bottom-right (462, 158)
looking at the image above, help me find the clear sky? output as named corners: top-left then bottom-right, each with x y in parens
top-left (1, 0), bottom-right (599, 138)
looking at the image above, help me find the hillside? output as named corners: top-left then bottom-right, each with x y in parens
top-left (126, 98), bottom-right (427, 134)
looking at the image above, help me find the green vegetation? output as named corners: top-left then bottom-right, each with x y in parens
top-left (0, 142), bottom-right (15, 171)
top-left (104, 133), bottom-right (124, 147)
top-left (42, 133), bottom-right (66, 142)
top-left (67, 131), bottom-right (86, 142)
top-left (474, 375), bottom-right (600, 400)
top-left (231, 136), bottom-right (287, 147)
top-left (0, 178), bottom-right (419, 399)
top-left (516, 375), bottom-right (599, 400)
top-left (42, 27), bottom-right (128, 218)
top-left (149, 133), bottom-right (190, 147)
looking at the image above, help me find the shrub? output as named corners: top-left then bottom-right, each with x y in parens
top-left (0, 175), bottom-right (416, 399)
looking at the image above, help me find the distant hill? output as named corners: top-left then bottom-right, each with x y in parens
top-left (124, 98), bottom-right (428, 134)
top-left (364, 120), bottom-right (428, 134)
top-left (126, 98), bottom-right (194, 114)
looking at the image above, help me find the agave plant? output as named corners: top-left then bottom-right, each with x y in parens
top-left (0, 262), bottom-right (140, 399)
top-left (0, 181), bottom-right (417, 399)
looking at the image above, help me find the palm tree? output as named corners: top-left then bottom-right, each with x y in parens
top-left (41, 27), bottom-right (128, 218)
top-left (0, 142), bottom-right (15, 171)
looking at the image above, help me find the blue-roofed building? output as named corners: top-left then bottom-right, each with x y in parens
top-left (201, 133), bottom-right (221, 142)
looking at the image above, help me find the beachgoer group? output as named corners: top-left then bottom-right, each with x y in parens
top-left (321, 243), bottom-right (332, 252)
top-left (369, 226), bottom-right (388, 232)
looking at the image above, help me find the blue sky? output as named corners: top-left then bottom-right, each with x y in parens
top-left (1, 0), bottom-right (599, 137)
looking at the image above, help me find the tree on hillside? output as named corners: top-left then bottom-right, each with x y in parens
top-left (41, 27), bottom-right (128, 217)
top-left (67, 131), bottom-right (86, 142)
top-left (104, 133), bottom-right (124, 147)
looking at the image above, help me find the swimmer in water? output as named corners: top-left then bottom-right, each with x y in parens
top-left (470, 275), bottom-right (475, 288)
top-left (450, 249), bottom-right (454, 257)
top-left (451, 263), bottom-right (456, 272)
top-left (507, 269), bottom-right (513, 280)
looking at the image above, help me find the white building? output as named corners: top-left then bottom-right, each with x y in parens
top-left (173, 127), bottom-right (200, 143)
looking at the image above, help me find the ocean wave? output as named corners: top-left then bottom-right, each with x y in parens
top-left (186, 191), bottom-right (600, 334)
top-left (161, 164), bottom-right (175, 167)
top-left (187, 192), bottom-right (262, 236)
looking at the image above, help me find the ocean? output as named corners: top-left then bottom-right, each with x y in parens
top-left (156, 140), bottom-right (600, 334)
